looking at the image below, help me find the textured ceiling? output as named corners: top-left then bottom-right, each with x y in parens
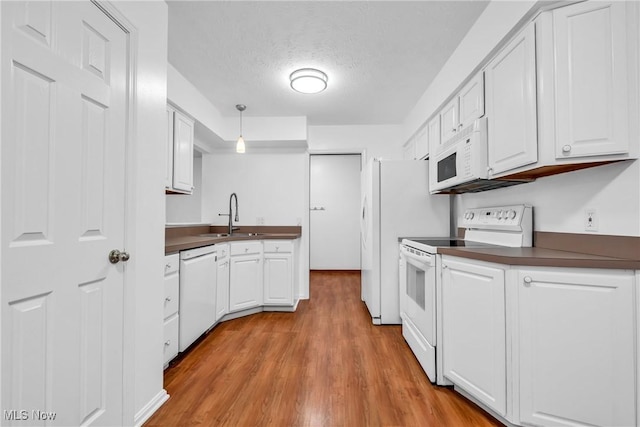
top-left (167, 1), bottom-right (489, 126)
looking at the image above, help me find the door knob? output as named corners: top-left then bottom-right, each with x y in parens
top-left (109, 249), bottom-right (131, 264)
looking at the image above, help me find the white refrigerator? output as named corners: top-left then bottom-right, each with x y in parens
top-left (361, 159), bottom-right (449, 324)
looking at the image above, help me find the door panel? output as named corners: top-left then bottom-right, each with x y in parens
top-left (486, 24), bottom-right (538, 176)
top-left (2, 2), bottom-right (128, 425)
top-left (554, 1), bottom-right (629, 158)
top-left (310, 154), bottom-right (361, 270)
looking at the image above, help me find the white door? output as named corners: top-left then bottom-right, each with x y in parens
top-left (1, 2), bottom-right (128, 425)
top-left (518, 268), bottom-right (635, 427)
top-left (442, 257), bottom-right (506, 417)
top-left (458, 71), bottom-right (484, 129)
top-left (229, 255), bottom-right (263, 311)
top-left (485, 23), bottom-right (538, 176)
top-left (310, 154), bottom-right (361, 270)
top-left (553, 1), bottom-right (629, 158)
top-left (440, 97), bottom-right (459, 143)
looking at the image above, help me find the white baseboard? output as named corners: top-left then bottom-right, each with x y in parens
top-left (134, 389), bottom-right (169, 427)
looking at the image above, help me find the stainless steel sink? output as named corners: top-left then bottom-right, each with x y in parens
top-left (198, 233), bottom-right (230, 238)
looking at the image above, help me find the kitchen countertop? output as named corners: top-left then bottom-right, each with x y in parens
top-left (165, 225), bottom-right (301, 254)
top-left (438, 246), bottom-right (640, 270)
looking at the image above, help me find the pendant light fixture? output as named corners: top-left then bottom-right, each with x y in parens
top-left (235, 104), bottom-right (246, 153)
top-left (289, 68), bottom-right (328, 94)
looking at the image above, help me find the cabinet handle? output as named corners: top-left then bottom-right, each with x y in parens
top-left (165, 264), bottom-right (171, 270)
top-left (562, 145), bottom-right (572, 153)
top-left (458, 123), bottom-right (463, 129)
top-left (442, 264), bottom-right (448, 269)
top-left (523, 276), bottom-right (532, 286)
top-left (165, 297), bottom-right (171, 302)
top-left (451, 128), bottom-right (457, 133)
top-left (164, 340), bottom-right (171, 346)
top-left (244, 248), bottom-right (249, 253)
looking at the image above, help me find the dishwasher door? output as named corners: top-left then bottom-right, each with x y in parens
top-left (179, 245), bottom-right (217, 351)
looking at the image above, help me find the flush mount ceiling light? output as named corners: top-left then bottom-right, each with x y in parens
top-left (289, 68), bottom-right (328, 94)
top-left (235, 104), bottom-right (246, 154)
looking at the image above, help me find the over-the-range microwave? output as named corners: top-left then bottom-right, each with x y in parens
top-left (429, 117), bottom-right (531, 194)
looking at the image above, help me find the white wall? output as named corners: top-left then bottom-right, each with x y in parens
top-left (308, 124), bottom-right (403, 160)
top-left (111, 1), bottom-right (169, 425)
top-left (403, 0), bottom-right (640, 237)
top-left (166, 156), bottom-right (203, 224)
top-left (201, 153), bottom-right (306, 226)
top-left (457, 161), bottom-right (640, 236)
top-left (201, 152), bottom-right (310, 298)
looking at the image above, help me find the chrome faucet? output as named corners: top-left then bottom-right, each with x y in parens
top-left (219, 193), bottom-right (240, 235)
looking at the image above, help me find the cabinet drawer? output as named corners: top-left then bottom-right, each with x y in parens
top-left (230, 241), bottom-right (262, 256)
top-left (217, 243), bottom-right (229, 260)
top-left (164, 253), bottom-right (179, 276)
top-left (164, 272), bottom-right (179, 319)
top-left (263, 241), bottom-right (293, 253)
top-left (163, 313), bottom-right (179, 366)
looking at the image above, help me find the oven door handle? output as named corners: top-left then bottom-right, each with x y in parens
top-left (400, 246), bottom-right (434, 268)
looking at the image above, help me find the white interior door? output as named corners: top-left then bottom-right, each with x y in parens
top-left (1, 2), bottom-right (128, 425)
top-left (310, 154), bottom-right (361, 270)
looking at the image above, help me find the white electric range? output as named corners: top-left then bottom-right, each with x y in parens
top-left (399, 204), bottom-right (533, 384)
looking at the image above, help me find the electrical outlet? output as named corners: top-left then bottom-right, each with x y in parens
top-left (256, 217), bottom-right (265, 225)
top-left (585, 209), bottom-right (598, 232)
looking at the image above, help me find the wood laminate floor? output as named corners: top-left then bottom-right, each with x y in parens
top-left (145, 270), bottom-right (501, 427)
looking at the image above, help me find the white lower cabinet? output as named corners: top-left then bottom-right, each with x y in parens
top-left (441, 255), bottom-right (637, 427)
top-left (517, 267), bottom-right (636, 427)
top-left (163, 254), bottom-right (180, 366)
top-left (263, 241), bottom-right (294, 305)
top-left (215, 244), bottom-right (230, 322)
top-left (229, 241), bottom-right (263, 312)
top-left (441, 256), bottom-right (507, 416)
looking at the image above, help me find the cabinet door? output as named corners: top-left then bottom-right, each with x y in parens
top-left (440, 97), bottom-right (459, 143)
top-left (485, 23), bottom-right (538, 176)
top-left (414, 125), bottom-right (429, 160)
top-left (458, 72), bottom-right (484, 129)
top-left (427, 115), bottom-right (441, 157)
top-left (442, 257), bottom-right (506, 416)
top-left (229, 255), bottom-right (263, 312)
top-left (215, 256), bottom-right (229, 321)
top-left (553, 1), bottom-right (629, 158)
top-left (172, 110), bottom-right (194, 193)
top-left (165, 106), bottom-right (175, 189)
top-left (264, 253), bottom-right (293, 305)
top-left (403, 138), bottom-right (416, 160)
top-left (518, 268), bottom-right (635, 427)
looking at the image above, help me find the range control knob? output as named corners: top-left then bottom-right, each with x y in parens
top-left (467, 212), bottom-right (474, 220)
top-left (508, 210), bottom-right (517, 219)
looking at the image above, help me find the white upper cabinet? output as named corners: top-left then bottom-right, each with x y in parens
top-left (414, 125), bottom-right (429, 160)
top-left (553, 1), bottom-right (629, 158)
top-left (440, 97), bottom-right (460, 144)
top-left (402, 137), bottom-right (416, 160)
top-left (439, 71), bottom-right (485, 146)
top-left (166, 106), bottom-right (194, 194)
top-left (485, 23), bottom-right (538, 177)
top-left (427, 115), bottom-right (441, 157)
top-left (458, 72), bottom-right (485, 129)
top-left (165, 105), bottom-right (175, 189)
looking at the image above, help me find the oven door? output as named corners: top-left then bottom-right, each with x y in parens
top-left (399, 244), bottom-right (437, 381)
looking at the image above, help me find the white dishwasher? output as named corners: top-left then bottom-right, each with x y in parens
top-left (179, 245), bottom-right (217, 351)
